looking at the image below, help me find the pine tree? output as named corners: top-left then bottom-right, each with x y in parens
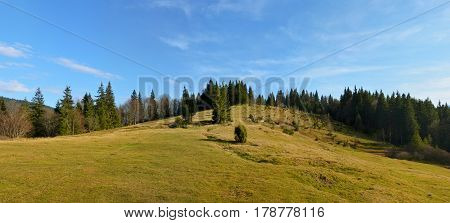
top-left (266, 93), bottom-right (275, 107)
top-left (147, 90), bottom-right (158, 120)
top-left (130, 90), bottom-right (138, 125)
top-left (82, 93), bottom-right (96, 132)
top-left (403, 100), bottom-right (421, 147)
top-left (105, 82), bottom-right (121, 128)
top-left (248, 87), bottom-right (255, 105)
top-left (160, 95), bottom-right (171, 118)
top-left (212, 85), bottom-right (231, 124)
top-left (181, 87), bottom-right (195, 123)
top-left (58, 86), bottom-right (75, 135)
top-left (138, 92), bottom-right (145, 123)
top-left (95, 83), bottom-right (108, 130)
top-left (30, 88), bottom-right (46, 137)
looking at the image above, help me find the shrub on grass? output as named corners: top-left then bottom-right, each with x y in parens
top-left (169, 117), bottom-right (188, 128)
top-left (292, 120), bottom-right (300, 131)
top-left (234, 124), bottom-right (247, 143)
top-left (282, 127), bottom-right (294, 135)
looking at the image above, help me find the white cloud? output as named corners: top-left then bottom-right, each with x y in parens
top-left (0, 80), bottom-right (31, 93)
top-left (159, 36), bottom-right (190, 50)
top-left (249, 56), bottom-right (307, 67)
top-left (55, 58), bottom-right (120, 79)
top-left (147, 0), bottom-right (192, 16)
top-left (303, 65), bottom-right (389, 78)
top-left (400, 76), bottom-right (450, 104)
top-left (0, 43), bottom-right (28, 58)
top-left (159, 34), bottom-right (220, 50)
top-left (208, 0), bottom-right (267, 18)
top-left (0, 62), bottom-right (34, 69)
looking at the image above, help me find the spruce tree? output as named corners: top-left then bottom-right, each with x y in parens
top-left (181, 87), bottom-right (194, 123)
top-left (212, 85), bottom-right (231, 124)
top-left (248, 87), bottom-right (255, 105)
top-left (147, 90), bottom-right (158, 120)
top-left (95, 83), bottom-right (107, 130)
top-left (82, 93), bottom-right (96, 131)
top-left (30, 88), bottom-right (46, 137)
top-left (105, 82), bottom-right (121, 128)
top-left (59, 86), bottom-right (75, 135)
top-left (130, 90), bottom-right (138, 125)
top-left (138, 92), bottom-right (145, 123)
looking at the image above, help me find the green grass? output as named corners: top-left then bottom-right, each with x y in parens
top-left (0, 106), bottom-right (449, 202)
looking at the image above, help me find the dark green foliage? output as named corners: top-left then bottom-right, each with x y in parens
top-left (248, 87), bottom-right (255, 105)
top-left (82, 93), bottom-right (96, 132)
top-left (266, 93), bottom-right (275, 107)
top-left (234, 124), bottom-right (247, 143)
top-left (212, 85), bottom-right (231, 124)
top-left (58, 86), bottom-right (76, 135)
top-left (30, 88), bottom-right (46, 137)
top-left (147, 90), bottom-right (159, 121)
top-left (181, 87), bottom-right (196, 123)
top-left (138, 92), bottom-right (145, 123)
top-left (292, 119), bottom-right (300, 131)
top-left (95, 83), bottom-right (108, 130)
top-left (105, 82), bottom-right (121, 128)
top-left (170, 117), bottom-right (188, 128)
top-left (282, 127), bottom-right (294, 135)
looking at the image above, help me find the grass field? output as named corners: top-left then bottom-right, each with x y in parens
top-left (0, 106), bottom-right (449, 202)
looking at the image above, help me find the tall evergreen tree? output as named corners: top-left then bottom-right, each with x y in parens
top-left (130, 90), bottom-right (138, 125)
top-left (181, 87), bottom-right (196, 123)
top-left (138, 92), bottom-right (145, 123)
top-left (30, 88), bottom-right (46, 137)
top-left (105, 82), bottom-right (121, 128)
top-left (95, 83), bottom-right (108, 130)
top-left (147, 90), bottom-right (158, 120)
top-left (212, 85), bottom-right (231, 124)
top-left (82, 93), bottom-right (96, 132)
top-left (248, 87), bottom-right (255, 105)
top-left (58, 86), bottom-right (76, 135)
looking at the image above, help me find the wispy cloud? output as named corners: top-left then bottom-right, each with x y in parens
top-left (0, 42), bottom-right (31, 58)
top-left (55, 58), bottom-right (120, 79)
top-left (0, 80), bottom-right (31, 93)
top-left (249, 56), bottom-right (307, 67)
top-left (147, 0), bottom-right (192, 16)
top-left (208, 0), bottom-right (267, 18)
top-left (159, 34), bottom-right (220, 50)
top-left (303, 65), bottom-right (389, 78)
top-left (159, 36), bottom-right (190, 50)
top-left (400, 76), bottom-right (450, 104)
top-left (0, 62), bottom-right (34, 69)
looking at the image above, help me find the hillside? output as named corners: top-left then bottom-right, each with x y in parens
top-left (0, 96), bottom-right (53, 111)
top-left (0, 105), bottom-right (449, 202)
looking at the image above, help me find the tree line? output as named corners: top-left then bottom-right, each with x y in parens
top-left (0, 80), bottom-right (448, 153)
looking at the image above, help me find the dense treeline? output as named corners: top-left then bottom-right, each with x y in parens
top-left (0, 80), bottom-right (448, 154)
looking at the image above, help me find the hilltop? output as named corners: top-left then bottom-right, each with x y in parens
top-left (0, 105), bottom-right (449, 202)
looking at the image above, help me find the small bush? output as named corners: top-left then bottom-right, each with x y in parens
top-left (234, 124), bottom-right (247, 143)
top-left (282, 127), bottom-right (294, 135)
top-left (169, 117), bottom-right (188, 128)
top-left (249, 114), bottom-right (259, 123)
top-left (292, 120), bottom-right (300, 131)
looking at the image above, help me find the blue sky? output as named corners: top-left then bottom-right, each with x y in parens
top-left (1, 0), bottom-right (450, 106)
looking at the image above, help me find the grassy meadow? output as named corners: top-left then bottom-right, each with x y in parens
top-left (0, 106), bottom-right (449, 202)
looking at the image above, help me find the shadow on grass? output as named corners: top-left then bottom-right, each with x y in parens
top-left (201, 135), bottom-right (237, 144)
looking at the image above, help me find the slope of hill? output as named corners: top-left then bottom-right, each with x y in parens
top-left (0, 106), bottom-right (449, 202)
top-left (0, 96), bottom-right (53, 110)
